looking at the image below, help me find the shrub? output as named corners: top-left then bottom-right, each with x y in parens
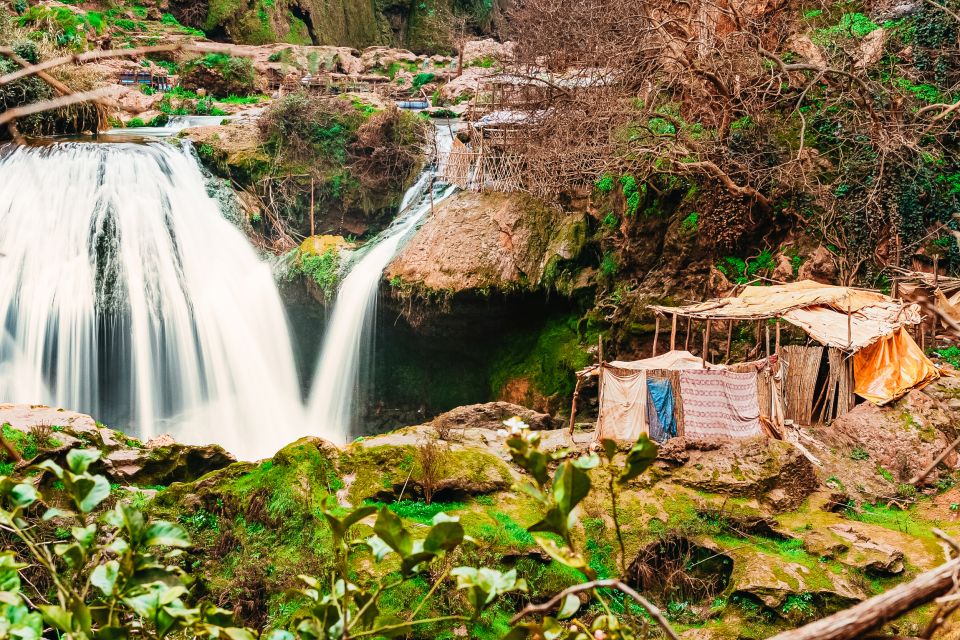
top-left (411, 72), bottom-right (437, 89)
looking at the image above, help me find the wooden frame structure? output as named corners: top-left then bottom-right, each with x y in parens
top-left (646, 282), bottom-right (929, 427)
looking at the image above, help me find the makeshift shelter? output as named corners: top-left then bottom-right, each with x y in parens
top-left (576, 351), bottom-right (767, 443)
top-left (577, 281), bottom-right (941, 444)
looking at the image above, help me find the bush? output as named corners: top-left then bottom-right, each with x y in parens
top-left (180, 53), bottom-right (256, 98)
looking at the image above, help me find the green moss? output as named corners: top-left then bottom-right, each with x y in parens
top-left (490, 314), bottom-right (596, 402)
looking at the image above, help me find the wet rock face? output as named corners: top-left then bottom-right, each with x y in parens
top-left (387, 191), bottom-right (588, 296)
top-left (656, 438), bottom-right (818, 511)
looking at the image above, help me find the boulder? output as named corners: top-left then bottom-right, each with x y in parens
top-left (0, 403), bottom-right (98, 433)
top-left (797, 246), bottom-right (838, 284)
top-left (387, 191), bottom-right (587, 295)
top-left (828, 524), bottom-right (905, 574)
top-left (461, 38), bottom-right (514, 65)
top-left (115, 87), bottom-right (164, 115)
top-left (657, 438), bottom-right (818, 511)
top-left (856, 28), bottom-right (887, 70)
top-left (730, 549), bottom-right (868, 610)
top-left (786, 35), bottom-right (827, 68)
top-left (104, 441), bottom-right (235, 486)
top-left (431, 402), bottom-right (556, 433)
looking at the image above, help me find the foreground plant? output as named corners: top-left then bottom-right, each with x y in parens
top-left (503, 419), bottom-right (676, 640)
top-left (0, 449), bottom-right (254, 640)
top-left (1, 428), bottom-right (671, 640)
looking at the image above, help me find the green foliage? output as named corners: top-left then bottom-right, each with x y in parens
top-left (876, 464), bottom-right (895, 483)
top-left (716, 249), bottom-right (775, 284)
top-left (620, 175), bottom-right (642, 216)
top-left (600, 251), bottom-right (619, 277)
top-left (296, 248), bottom-right (340, 301)
top-left (490, 315), bottom-right (596, 402)
top-left (364, 499), bottom-right (466, 524)
top-left (220, 94), bottom-right (266, 104)
top-left (595, 174), bottom-right (615, 193)
top-left (17, 5), bottom-right (106, 48)
top-left (679, 212), bottom-right (699, 234)
top-left (935, 346), bottom-right (960, 368)
top-left (0, 449), bottom-right (249, 640)
top-left (412, 72), bottom-right (437, 89)
top-left (850, 447), bottom-right (870, 461)
top-left (813, 13), bottom-right (880, 44)
top-left (182, 53), bottom-right (256, 98)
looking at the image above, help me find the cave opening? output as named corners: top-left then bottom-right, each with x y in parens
top-left (289, 3), bottom-right (318, 45)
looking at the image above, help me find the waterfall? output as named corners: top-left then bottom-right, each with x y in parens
top-left (307, 126), bottom-right (457, 443)
top-left (0, 140), bottom-right (307, 460)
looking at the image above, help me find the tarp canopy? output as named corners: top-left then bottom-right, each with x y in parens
top-left (578, 350), bottom-right (719, 378)
top-left (649, 280), bottom-right (922, 353)
top-left (782, 303), bottom-right (921, 351)
top-left (650, 280), bottom-right (902, 320)
top-left (854, 328), bottom-right (940, 404)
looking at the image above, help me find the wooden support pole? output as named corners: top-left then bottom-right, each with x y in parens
top-left (724, 321), bottom-right (733, 362)
top-left (766, 556), bottom-right (960, 640)
top-left (652, 314), bottom-right (660, 357)
top-left (702, 320), bottom-right (711, 367)
top-left (765, 322), bottom-right (771, 359)
top-left (684, 317), bottom-right (692, 352)
top-left (309, 177), bottom-right (315, 236)
top-left (596, 334), bottom-right (604, 434)
top-left (670, 314), bottom-right (677, 351)
top-left (568, 376), bottom-right (582, 435)
top-left (775, 319), bottom-right (781, 355)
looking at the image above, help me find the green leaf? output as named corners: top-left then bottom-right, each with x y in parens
top-left (42, 507), bottom-right (70, 521)
top-left (263, 631), bottom-right (296, 640)
top-left (533, 535), bottom-right (589, 572)
top-left (601, 439), bottom-right (619, 461)
top-left (53, 542), bottom-right (85, 569)
top-left (143, 521), bottom-right (190, 548)
top-left (33, 459), bottom-right (63, 479)
top-left (223, 628), bottom-right (258, 640)
top-left (10, 483), bottom-right (37, 508)
top-left (66, 449), bottom-right (101, 475)
top-left (373, 507), bottom-right (412, 557)
top-left (552, 461), bottom-right (591, 517)
top-left (423, 519), bottom-right (464, 554)
top-left (556, 593), bottom-right (580, 620)
top-left (0, 552), bottom-right (25, 592)
top-left (91, 560), bottom-right (120, 596)
top-left (38, 605), bottom-right (72, 632)
top-left (74, 474), bottom-right (110, 513)
top-left (96, 626), bottom-right (130, 640)
top-left (399, 550), bottom-right (437, 576)
top-left (620, 435), bottom-right (658, 483)
top-left (573, 453), bottom-right (600, 470)
top-left (71, 524), bottom-right (97, 548)
top-left (365, 535), bottom-right (393, 561)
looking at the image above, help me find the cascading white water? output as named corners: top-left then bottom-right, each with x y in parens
top-left (0, 140), bottom-right (307, 460)
top-left (307, 126), bottom-right (457, 443)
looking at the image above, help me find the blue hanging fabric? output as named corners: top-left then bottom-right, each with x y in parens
top-left (646, 377), bottom-right (676, 441)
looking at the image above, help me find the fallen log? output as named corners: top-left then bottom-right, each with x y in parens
top-left (767, 556), bottom-right (960, 640)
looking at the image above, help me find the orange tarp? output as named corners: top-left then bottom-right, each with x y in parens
top-left (853, 328), bottom-right (940, 404)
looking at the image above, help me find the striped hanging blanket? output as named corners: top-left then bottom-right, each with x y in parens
top-left (679, 369), bottom-right (763, 440)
